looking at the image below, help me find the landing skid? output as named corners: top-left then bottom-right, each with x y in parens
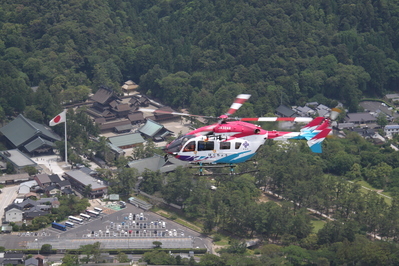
top-left (190, 163), bottom-right (258, 176)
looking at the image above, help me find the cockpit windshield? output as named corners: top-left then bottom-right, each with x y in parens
top-left (166, 135), bottom-right (196, 153)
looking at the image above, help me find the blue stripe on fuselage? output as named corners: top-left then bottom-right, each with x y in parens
top-left (214, 151), bottom-right (254, 164)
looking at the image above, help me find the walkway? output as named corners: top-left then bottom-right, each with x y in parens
top-left (31, 155), bottom-right (68, 176)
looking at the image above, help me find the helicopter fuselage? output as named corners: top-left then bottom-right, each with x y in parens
top-left (165, 121), bottom-right (305, 164)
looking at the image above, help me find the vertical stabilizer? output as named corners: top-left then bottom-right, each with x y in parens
top-left (307, 128), bottom-right (331, 153)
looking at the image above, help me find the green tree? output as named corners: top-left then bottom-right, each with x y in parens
top-left (24, 106), bottom-right (44, 123)
top-left (282, 245), bottom-right (312, 265)
top-left (83, 184), bottom-right (92, 198)
top-left (153, 241), bottom-right (162, 248)
top-left (95, 136), bottom-right (111, 163)
top-left (5, 162), bottom-right (15, 174)
top-left (116, 252), bottom-right (129, 263)
top-left (140, 170), bottom-right (163, 194)
top-left (377, 112), bottom-right (389, 128)
top-left (219, 239), bottom-right (247, 254)
top-left (40, 244), bottom-right (52, 254)
top-left (79, 242), bottom-right (101, 264)
top-left (113, 168), bottom-right (138, 196)
top-left (162, 167), bottom-right (195, 206)
top-left (23, 166), bottom-right (38, 176)
top-left (141, 250), bottom-right (176, 265)
top-left (158, 71), bottom-right (193, 108)
top-left (61, 253), bottom-right (80, 266)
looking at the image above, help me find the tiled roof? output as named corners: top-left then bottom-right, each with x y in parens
top-left (275, 105), bottom-right (296, 117)
top-left (108, 133), bottom-right (145, 147)
top-left (127, 155), bottom-right (187, 174)
top-left (99, 120), bottom-right (131, 130)
top-left (49, 174), bottom-right (62, 183)
top-left (0, 149), bottom-right (37, 168)
top-left (128, 112), bottom-right (144, 121)
top-left (35, 173), bottom-right (51, 184)
top-left (65, 170), bottom-right (108, 190)
top-left (0, 114), bottom-right (61, 147)
top-left (24, 137), bottom-right (55, 152)
top-left (91, 87), bottom-right (118, 105)
top-left (139, 119), bottom-right (164, 137)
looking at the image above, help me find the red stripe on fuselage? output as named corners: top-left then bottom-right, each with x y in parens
top-left (266, 131), bottom-right (292, 139)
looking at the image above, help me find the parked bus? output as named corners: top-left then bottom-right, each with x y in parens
top-left (65, 221), bottom-right (74, 228)
top-left (86, 209), bottom-right (100, 217)
top-left (94, 207), bottom-right (103, 213)
top-left (52, 222), bottom-right (66, 231)
top-left (80, 213), bottom-right (91, 220)
top-left (68, 216), bottom-right (83, 224)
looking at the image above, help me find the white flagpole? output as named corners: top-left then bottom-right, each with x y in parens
top-left (64, 109), bottom-right (68, 167)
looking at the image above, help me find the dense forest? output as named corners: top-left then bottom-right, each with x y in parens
top-left (3, 0), bottom-right (399, 264)
top-left (1, 0), bottom-right (399, 123)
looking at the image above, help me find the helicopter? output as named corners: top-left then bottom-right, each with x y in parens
top-left (139, 94), bottom-right (338, 172)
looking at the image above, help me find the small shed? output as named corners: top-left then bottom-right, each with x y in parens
top-left (1, 225), bottom-right (12, 233)
top-left (109, 194), bottom-right (120, 201)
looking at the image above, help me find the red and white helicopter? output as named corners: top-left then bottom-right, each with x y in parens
top-left (140, 94), bottom-right (338, 168)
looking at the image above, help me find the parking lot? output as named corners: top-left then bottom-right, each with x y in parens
top-left (80, 212), bottom-right (186, 240)
top-left (12, 203), bottom-right (209, 251)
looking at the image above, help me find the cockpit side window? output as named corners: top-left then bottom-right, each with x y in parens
top-left (220, 142), bottom-right (231, 150)
top-left (183, 141), bottom-right (196, 152)
top-left (235, 142), bottom-right (242, 149)
top-left (167, 135), bottom-right (195, 153)
top-left (198, 141), bottom-right (214, 151)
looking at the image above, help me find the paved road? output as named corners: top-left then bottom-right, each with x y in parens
top-left (0, 185), bottom-right (19, 226)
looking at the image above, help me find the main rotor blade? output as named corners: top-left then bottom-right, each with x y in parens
top-left (225, 94), bottom-right (251, 116)
top-left (240, 117), bottom-right (313, 122)
top-left (138, 108), bottom-right (216, 119)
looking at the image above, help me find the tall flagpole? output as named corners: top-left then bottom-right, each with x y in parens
top-left (64, 109), bottom-right (68, 167)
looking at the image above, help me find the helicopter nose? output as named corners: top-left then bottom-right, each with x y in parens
top-left (164, 142), bottom-right (176, 154)
top-left (164, 141), bottom-right (180, 154)
top-left (162, 146), bottom-right (172, 154)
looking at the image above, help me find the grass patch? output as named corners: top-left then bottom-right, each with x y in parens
top-left (356, 180), bottom-right (375, 190)
top-left (382, 191), bottom-right (392, 197)
top-left (355, 180), bottom-right (392, 205)
top-left (214, 238), bottom-right (230, 246)
top-left (380, 194), bottom-right (392, 205)
top-left (175, 218), bottom-right (202, 232)
top-left (155, 210), bottom-right (203, 232)
top-left (311, 219), bottom-right (326, 233)
top-left (156, 210), bottom-right (172, 219)
top-left (151, 206), bottom-right (160, 212)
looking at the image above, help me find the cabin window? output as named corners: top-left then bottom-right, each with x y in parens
top-left (198, 141), bottom-right (214, 151)
top-left (235, 142), bottom-right (242, 149)
top-left (220, 142), bottom-right (231, 150)
top-left (183, 141), bottom-right (196, 152)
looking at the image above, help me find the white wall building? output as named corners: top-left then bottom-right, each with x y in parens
top-left (4, 205), bottom-right (23, 222)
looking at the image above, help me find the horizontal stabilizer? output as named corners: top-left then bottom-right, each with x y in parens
top-left (301, 117), bottom-right (324, 132)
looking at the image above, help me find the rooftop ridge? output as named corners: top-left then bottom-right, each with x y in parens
top-left (19, 114), bottom-right (41, 134)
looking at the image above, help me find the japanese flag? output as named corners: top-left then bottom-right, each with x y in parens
top-left (49, 110), bottom-right (66, 126)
